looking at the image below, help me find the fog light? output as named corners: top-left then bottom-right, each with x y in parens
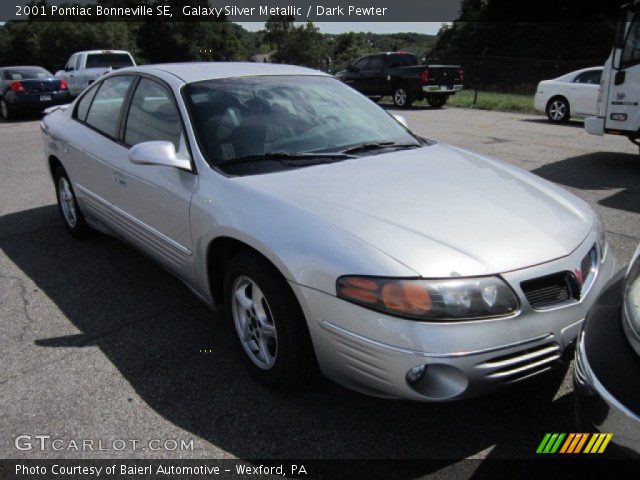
top-left (610, 113), bottom-right (627, 121)
top-left (406, 364), bottom-right (428, 384)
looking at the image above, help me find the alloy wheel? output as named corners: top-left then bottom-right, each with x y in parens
top-left (58, 176), bottom-right (77, 228)
top-left (549, 100), bottom-right (567, 121)
top-left (394, 88), bottom-right (407, 107)
top-left (231, 276), bottom-right (278, 370)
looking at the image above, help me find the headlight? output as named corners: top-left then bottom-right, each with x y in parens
top-left (336, 276), bottom-right (519, 321)
top-left (594, 217), bottom-right (607, 262)
top-left (623, 244), bottom-right (640, 356)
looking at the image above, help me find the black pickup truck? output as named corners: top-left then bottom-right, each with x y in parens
top-left (336, 52), bottom-right (463, 108)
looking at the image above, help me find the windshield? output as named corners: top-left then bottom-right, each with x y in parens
top-left (184, 75), bottom-right (420, 168)
top-left (3, 67), bottom-right (53, 80)
top-left (86, 53), bottom-right (134, 69)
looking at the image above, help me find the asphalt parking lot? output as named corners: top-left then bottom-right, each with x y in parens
top-left (1, 106), bottom-right (639, 464)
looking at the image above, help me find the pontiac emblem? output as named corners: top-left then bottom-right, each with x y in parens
top-left (574, 268), bottom-right (584, 288)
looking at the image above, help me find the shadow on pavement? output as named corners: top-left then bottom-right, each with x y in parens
top-left (1, 205), bottom-right (575, 468)
top-left (519, 118), bottom-right (583, 128)
top-left (532, 151), bottom-right (640, 214)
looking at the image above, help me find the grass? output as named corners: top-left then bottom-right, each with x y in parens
top-left (434, 89), bottom-right (538, 114)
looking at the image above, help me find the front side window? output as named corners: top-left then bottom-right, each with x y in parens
top-left (85, 75), bottom-right (134, 138)
top-left (621, 19), bottom-right (640, 68)
top-left (353, 57), bottom-right (370, 70)
top-left (185, 75), bottom-right (419, 169)
top-left (574, 70), bottom-right (602, 84)
top-left (124, 78), bottom-right (183, 150)
top-left (66, 55), bottom-right (76, 71)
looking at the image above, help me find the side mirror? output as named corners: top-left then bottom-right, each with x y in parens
top-left (128, 141), bottom-right (191, 171)
top-left (64, 66), bottom-right (74, 72)
top-left (392, 114), bottom-right (409, 128)
top-left (348, 66), bottom-right (359, 73)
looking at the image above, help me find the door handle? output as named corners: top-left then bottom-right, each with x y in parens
top-left (114, 175), bottom-right (127, 187)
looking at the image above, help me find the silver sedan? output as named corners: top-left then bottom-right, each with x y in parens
top-left (41, 63), bottom-right (615, 401)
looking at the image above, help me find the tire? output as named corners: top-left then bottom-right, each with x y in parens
top-left (1, 98), bottom-right (13, 121)
top-left (392, 85), bottom-right (414, 108)
top-left (427, 95), bottom-right (448, 108)
top-left (53, 166), bottom-right (92, 238)
top-left (224, 250), bottom-right (316, 389)
top-left (546, 97), bottom-right (570, 123)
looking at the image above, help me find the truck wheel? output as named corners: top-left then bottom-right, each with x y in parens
top-left (393, 86), bottom-right (413, 108)
top-left (546, 97), bottom-right (570, 123)
top-left (1, 99), bottom-right (13, 121)
top-left (427, 95), bottom-right (448, 108)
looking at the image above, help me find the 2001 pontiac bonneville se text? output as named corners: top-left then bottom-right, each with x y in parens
top-left (40, 63), bottom-right (614, 401)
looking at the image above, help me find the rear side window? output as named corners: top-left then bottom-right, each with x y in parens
top-left (85, 75), bottom-right (134, 138)
top-left (368, 56), bottom-right (382, 70)
top-left (124, 78), bottom-right (182, 149)
top-left (75, 83), bottom-right (100, 122)
top-left (86, 53), bottom-right (134, 69)
top-left (387, 54), bottom-right (418, 68)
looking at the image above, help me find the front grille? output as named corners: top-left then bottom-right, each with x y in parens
top-left (521, 245), bottom-right (598, 310)
top-left (521, 273), bottom-right (578, 309)
top-left (477, 342), bottom-right (561, 383)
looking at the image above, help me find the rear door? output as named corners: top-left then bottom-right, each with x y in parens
top-left (65, 75), bottom-right (136, 220)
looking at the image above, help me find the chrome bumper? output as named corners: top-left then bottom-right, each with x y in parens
top-left (422, 85), bottom-right (463, 93)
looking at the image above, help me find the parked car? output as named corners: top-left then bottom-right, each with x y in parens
top-left (574, 243), bottom-right (640, 458)
top-left (41, 63), bottom-right (614, 401)
top-left (0, 66), bottom-right (71, 121)
top-left (534, 67), bottom-right (603, 123)
top-left (55, 50), bottom-right (136, 97)
top-left (335, 52), bottom-right (463, 108)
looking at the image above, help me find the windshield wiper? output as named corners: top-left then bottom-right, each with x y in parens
top-left (218, 151), bottom-right (353, 167)
top-left (341, 141), bottom-right (422, 155)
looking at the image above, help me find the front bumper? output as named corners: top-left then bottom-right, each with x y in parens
top-left (292, 233), bottom-right (615, 401)
top-left (574, 270), bottom-right (640, 458)
top-left (585, 116), bottom-right (605, 136)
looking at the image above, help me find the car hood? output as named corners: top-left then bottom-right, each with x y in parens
top-left (239, 144), bottom-right (594, 277)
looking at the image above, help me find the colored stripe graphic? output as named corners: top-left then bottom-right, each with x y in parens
top-left (537, 433), bottom-right (613, 454)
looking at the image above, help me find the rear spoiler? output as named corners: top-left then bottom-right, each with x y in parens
top-left (44, 104), bottom-right (71, 115)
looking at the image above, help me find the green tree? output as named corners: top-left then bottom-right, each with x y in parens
top-left (272, 22), bottom-right (327, 69)
top-left (263, 14), bottom-right (295, 52)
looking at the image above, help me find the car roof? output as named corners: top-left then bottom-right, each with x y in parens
top-left (0, 66), bottom-right (50, 70)
top-left (118, 62), bottom-right (329, 84)
top-left (74, 50), bottom-right (132, 55)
